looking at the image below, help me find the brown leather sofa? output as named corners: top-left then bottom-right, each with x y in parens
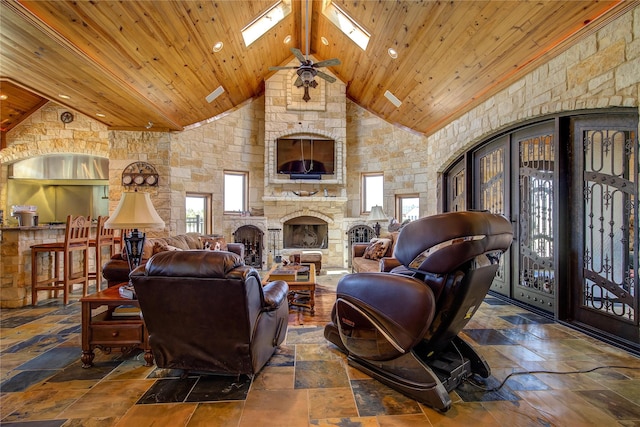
top-left (351, 232), bottom-right (400, 273)
top-left (130, 250), bottom-right (289, 375)
top-left (102, 233), bottom-right (244, 287)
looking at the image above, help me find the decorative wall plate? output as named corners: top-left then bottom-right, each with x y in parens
top-left (121, 161), bottom-right (159, 187)
top-left (60, 111), bottom-right (74, 123)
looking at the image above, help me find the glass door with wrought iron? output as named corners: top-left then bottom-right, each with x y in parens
top-left (474, 135), bottom-right (511, 296)
top-left (512, 123), bottom-right (556, 312)
top-left (571, 115), bottom-right (638, 345)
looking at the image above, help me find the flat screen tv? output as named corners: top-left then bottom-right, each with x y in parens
top-left (276, 138), bottom-right (335, 177)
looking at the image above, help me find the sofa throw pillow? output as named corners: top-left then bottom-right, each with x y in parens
top-left (152, 241), bottom-right (182, 255)
top-left (200, 236), bottom-right (228, 251)
top-left (363, 238), bottom-right (391, 260)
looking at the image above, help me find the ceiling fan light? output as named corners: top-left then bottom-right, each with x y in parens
top-left (301, 70), bottom-right (314, 83)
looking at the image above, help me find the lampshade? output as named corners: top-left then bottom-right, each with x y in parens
top-left (367, 205), bottom-right (387, 222)
top-left (104, 191), bottom-right (165, 230)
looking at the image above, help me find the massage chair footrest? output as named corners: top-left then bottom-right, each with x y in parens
top-left (347, 351), bottom-right (453, 412)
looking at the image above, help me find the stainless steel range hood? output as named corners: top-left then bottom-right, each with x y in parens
top-left (8, 154), bottom-right (109, 185)
top-left (5, 154), bottom-right (110, 224)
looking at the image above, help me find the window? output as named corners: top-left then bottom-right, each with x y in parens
top-left (362, 173), bottom-right (383, 213)
top-left (396, 195), bottom-right (419, 222)
top-left (224, 171), bottom-right (248, 214)
top-left (186, 193), bottom-right (211, 234)
top-left (241, 0), bottom-right (292, 47)
top-left (323, 1), bottom-right (370, 50)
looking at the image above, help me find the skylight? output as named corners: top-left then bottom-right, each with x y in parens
top-left (322, 1), bottom-right (370, 51)
top-left (241, 0), bottom-right (292, 47)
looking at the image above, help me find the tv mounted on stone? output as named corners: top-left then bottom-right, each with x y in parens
top-left (277, 138), bottom-right (335, 179)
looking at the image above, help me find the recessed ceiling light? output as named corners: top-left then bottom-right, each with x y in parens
top-left (96, 113), bottom-right (106, 118)
top-left (388, 48), bottom-right (398, 59)
top-left (321, 36), bottom-right (329, 45)
top-left (58, 94), bottom-right (71, 99)
top-left (212, 41), bottom-right (224, 52)
top-left (284, 35), bottom-right (292, 44)
top-left (0, 94), bottom-right (7, 101)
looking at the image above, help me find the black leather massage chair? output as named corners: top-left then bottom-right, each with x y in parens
top-left (324, 211), bottom-right (513, 411)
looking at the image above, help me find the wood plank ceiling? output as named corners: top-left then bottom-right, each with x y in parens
top-left (0, 0), bottom-right (633, 139)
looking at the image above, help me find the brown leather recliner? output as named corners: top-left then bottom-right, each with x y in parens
top-left (324, 211), bottom-right (513, 411)
top-left (130, 250), bottom-right (289, 375)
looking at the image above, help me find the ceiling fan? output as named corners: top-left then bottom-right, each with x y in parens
top-left (268, 0), bottom-right (341, 102)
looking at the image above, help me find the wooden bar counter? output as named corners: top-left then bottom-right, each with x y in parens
top-left (0, 223), bottom-right (97, 308)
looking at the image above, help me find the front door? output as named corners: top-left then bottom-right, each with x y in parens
top-left (570, 115), bottom-right (639, 345)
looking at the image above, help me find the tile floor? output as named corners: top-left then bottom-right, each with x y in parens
top-left (1, 268), bottom-right (640, 426)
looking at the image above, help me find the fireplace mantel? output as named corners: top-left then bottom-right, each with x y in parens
top-left (263, 195), bottom-right (348, 203)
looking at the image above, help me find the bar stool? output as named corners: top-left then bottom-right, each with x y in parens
top-left (31, 215), bottom-right (91, 306)
top-left (88, 215), bottom-right (115, 292)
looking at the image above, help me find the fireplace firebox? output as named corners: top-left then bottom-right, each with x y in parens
top-left (283, 216), bottom-right (328, 249)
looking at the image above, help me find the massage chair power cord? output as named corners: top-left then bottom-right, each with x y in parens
top-left (463, 365), bottom-right (640, 393)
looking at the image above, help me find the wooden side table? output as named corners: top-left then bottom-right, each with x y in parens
top-left (80, 283), bottom-right (153, 368)
top-left (262, 263), bottom-right (317, 315)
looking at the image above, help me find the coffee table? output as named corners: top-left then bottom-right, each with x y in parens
top-left (262, 263), bottom-right (317, 315)
top-left (80, 283), bottom-right (153, 368)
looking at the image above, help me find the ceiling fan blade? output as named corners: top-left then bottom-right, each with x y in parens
top-left (317, 71), bottom-right (336, 83)
top-left (314, 58), bottom-right (341, 68)
top-left (291, 47), bottom-right (306, 63)
top-left (269, 66), bottom-right (299, 70)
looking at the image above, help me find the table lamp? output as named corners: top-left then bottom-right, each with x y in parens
top-left (368, 205), bottom-right (387, 237)
top-left (105, 190), bottom-right (165, 272)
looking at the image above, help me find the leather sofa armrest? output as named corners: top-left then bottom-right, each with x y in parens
top-left (227, 242), bottom-right (245, 259)
top-left (262, 280), bottom-right (289, 310)
top-left (380, 257), bottom-right (402, 272)
top-left (352, 243), bottom-right (369, 258)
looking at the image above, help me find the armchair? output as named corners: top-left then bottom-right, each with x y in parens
top-left (130, 250), bottom-right (289, 375)
top-left (324, 211), bottom-right (513, 411)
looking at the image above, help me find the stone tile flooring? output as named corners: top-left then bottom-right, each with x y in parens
top-left (1, 269), bottom-right (640, 426)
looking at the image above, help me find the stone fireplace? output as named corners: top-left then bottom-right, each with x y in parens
top-left (260, 56), bottom-right (349, 268)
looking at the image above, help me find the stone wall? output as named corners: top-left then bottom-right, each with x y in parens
top-left (172, 97), bottom-right (265, 237)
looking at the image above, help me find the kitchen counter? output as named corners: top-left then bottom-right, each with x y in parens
top-left (0, 223), bottom-right (98, 308)
top-left (1, 224), bottom-right (67, 231)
